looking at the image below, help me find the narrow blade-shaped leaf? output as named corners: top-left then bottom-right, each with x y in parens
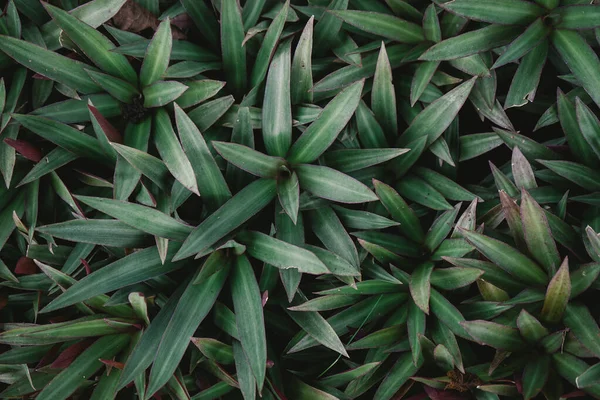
top-left (231, 255), bottom-right (266, 393)
top-left (174, 179), bottom-right (277, 261)
top-left (296, 164), bottom-right (377, 204)
top-left (330, 10), bottom-right (424, 43)
top-left (263, 38), bottom-right (292, 157)
top-left (287, 79), bottom-right (364, 164)
top-left (139, 18), bottom-right (171, 87)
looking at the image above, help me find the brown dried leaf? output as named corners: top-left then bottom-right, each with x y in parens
top-left (112, 0), bottom-right (159, 33)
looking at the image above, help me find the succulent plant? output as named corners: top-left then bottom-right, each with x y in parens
top-left (1, 0), bottom-right (600, 399)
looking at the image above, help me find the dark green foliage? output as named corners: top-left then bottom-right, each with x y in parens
top-left (1, 0), bottom-right (600, 399)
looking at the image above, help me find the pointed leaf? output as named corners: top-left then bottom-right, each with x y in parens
top-left (174, 179), bottom-right (277, 261)
top-left (288, 79), bottom-right (364, 164)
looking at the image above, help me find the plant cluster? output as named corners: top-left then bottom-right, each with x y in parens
top-left (1, 0), bottom-right (600, 399)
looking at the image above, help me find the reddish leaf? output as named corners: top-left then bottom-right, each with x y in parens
top-left (4, 139), bottom-right (43, 162)
top-left (15, 257), bottom-right (38, 275)
top-left (36, 344), bottom-right (62, 368)
top-left (0, 294), bottom-right (7, 311)
top-left (171, 13), bottom-right (193, 31)
top-left (51, 339), bottom-right (95, 368)
top-left (262, 290), bottom-right (269, 307)
top-left (81, 258), bottom-right (92, 275)
top-left (33, 73), bottom-right (51, 80)
top-left (99, 358), bottom-right (125, 370)
top-left (88, 104), bottom-right (123, 144)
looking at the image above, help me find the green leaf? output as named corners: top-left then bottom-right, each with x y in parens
top-left (522, 355), bottom-right (550, 400)
top-left (462, 320), bottom-right (526, 351)
top-left (250, 0), bottom-right (289, 87)
top-left (323, 148), bottom-right (408, 173)
top-left (278, 172), bottom-right (300, 224)
top-left (154, 108), bottom-right (198, 195)
top-left (374, 352), bottom-right (422, 400)
top-left (420, 25), bottom-right (520, 61)
top-left (564, 303), bottom-right (600, 358)
top-left (374, 179), bottom-right (424, 243)
top-left (112, 143), bottom-right (171, 191)
top-left (288, 295), bottom-right (358, 312)
top-left (313, 0), bottom-right (348, 51)
top-left (309, 205), bottom-right (360, 268)
top-left (329, 10), bottom-right (424, 43)
top-left (113, 118), bottom-right (151, 200)
top-left (43, 244), bottom-right (187, 313)
top-left (492, 18), bottom-right (550, 69)
top-left (191, 338), bottom-right (234, 365)
top-left (504, 38), bottom-right (548, 109)
top-left (576, 97), bottom-right (600, 161)
top-left (291, 16), bottom-right (314, 105)
top-left (414, 167), bottom-right (479, 201)
top-left (36, 334), bottom-right (130, 400)
top-left (441, 0), bottom-right (544, 25)
top-left (517, 309), bottom-right (549, 343)
top-left (180, 0), bottom-right (219, 45)
top-left (553, 5), bottom-right (600, 30)
top-left (538, 160), bottom-right (600, 191)
top-left (398, 78), bottom-right (476, 147)
top-left (577, 363), bottom-right (600, 389)
top-left (430, 289), bottom-right (470, 339)
top-left (296, 164), bottom-right (378, 204)
top-left (423, 4), bottom-right (441, 42)
top-left (0, 316), bottom-right (136, 345)
top-left (143, 81), bottom-right (188, 108)
top-left (237, 231), bottom-right (328, 275)
top-left (44, 3), bottom-right (136, 84)
top-left (213, 142), bottom-right (285, 179)
top-left (494, 128), bottom-right (560, 161)
top-left (232, 340), bottom-right (255, 400)
top-left (0, 35), bottom-right (101, 94)
top-left (554, 353), bottom-right (600, 399)
top-left (410, 262), bottom-right (434, 314)
top-left (333, 205), bottom-right (399, 230)
top-left (75, 196), bottom-right (192, 241)
top-left (174, 179), bottom-right (277, 261)
top-left (139, 18), bottom-right (171, 87)
top-left (262, 38), bottom-right (292, 157)
top-left (36, 219), bottom-right (148, 248)
top-left (146, 265), bottom-right (229, 399)
top-left (558, 89), bottom-right (599, 168)
top-left (459, 133), bottom-right (503, 161)
top-left (221, 0), bottom-right (246, 98)
top-left (551, 29), bottom-right (600, 109)
top-left (118, 282), bottom-right (186, 390)
top-left (175, 80), bottom-right (225, 108)
top-left (11, 114), bottom-right (107, 163)
top-left (320, 362), bottom-right (380, 387)
top-left (411, 61), bottom-right (439, 107)
top-left (231, 254), bottom-right (266, 393)
top-left (424, 205), bottom-right (460, 252)
top-left (397, 175), bottom-right (453, 211)
top-left (288, 79), bottom-right (364, 163)
top-left (287, 293), bottom-right (348, 357)
top-left (460, 228), bottom-right (548, 286)
top-left (521, 190), bottom-right (560, 275)
top-left (372, 42), bottom-right (397, 139)
top-left (541, 257), bottom-right (571, 324)
top-left (174, 104), bottom-right (231, 210)
top-left (355, 100), bottom-right (388, 148)
top-left (188, 95), bottom-right (235, 131)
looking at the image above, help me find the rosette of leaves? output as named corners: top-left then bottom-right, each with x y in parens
top-left (436, 148), bottom-right (600, 399)
top-left (1, 0), bottom-right (600, 399)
